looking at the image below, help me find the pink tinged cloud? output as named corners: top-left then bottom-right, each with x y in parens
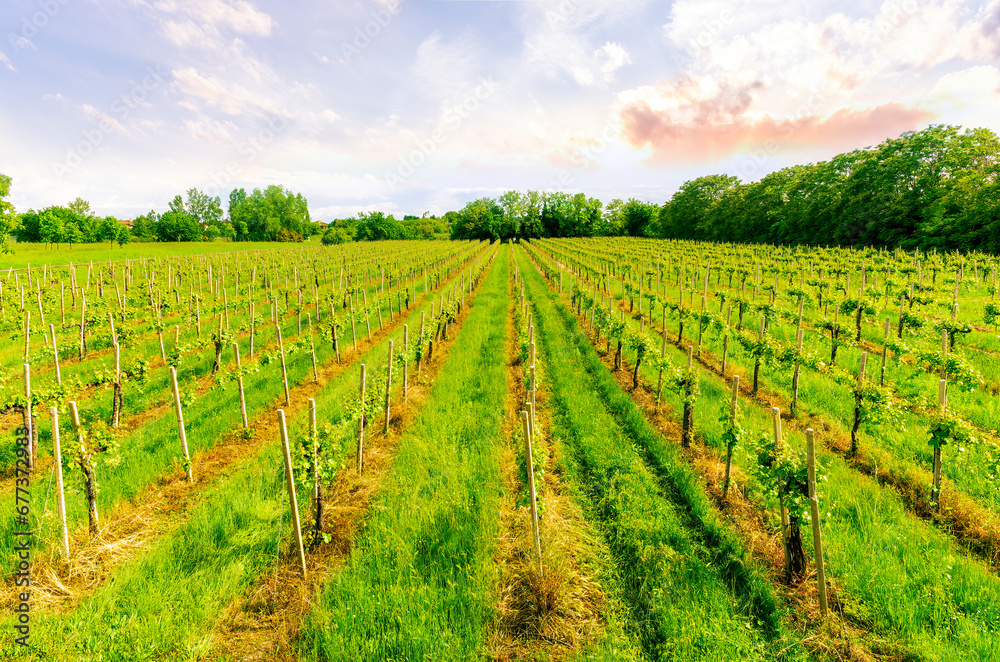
top-left (618, 98), bottom-right (936, 166)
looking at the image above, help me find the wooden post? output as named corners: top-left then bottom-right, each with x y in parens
top-left (24, 311), bottom-right (30, 360)
top-left (79, 294), bottom-right (87, 358)
top-left (69, 401), bottom-right (99, 535)
top-left (656, 307), bottom-right (668, 406)
top-left (234, 342), bottom-right (248, 428)
top-left (933, 380), bottom-right (946, 506)
top-left (384, 340), bottom-right (394, 434)
top-left (417, 312), bottom-right (426, 372)
top-left (310, 398), bottom-right (322, 535)
top-left (940, 328), bottom-right (948, 379)
top-left (50, 407), bottom-right (71, 558)
top-left (111, 340), bottom-right (122, 427)
top-left (278, 409), bottom-right (308, 577)
top-left (806, 428), bottom-right (828, 618)
top-left (880, 317), bottom-right (890, 386)
top-left (723, 375), bottom-right (739, 498)
top-left (50, 323), bottom-right (61, 384)
top-left (521, 410), bottom-right (543, 574)
top-left (790, 327), bottom-right (803, 416)
top-left (250, 302), bottom-right (256, 359)
top-left (276, 325), bottom-right (291, 406)
top-left (403, 324), bottom-right (409, 401)
top-left (358, 364), bottom-right (367, 473)
top-left (682, 345), bottom-right (695, 447)
top-left (363, 290), bottom-right (372, 339)
top-left (721, 332), bottom-right (729, 375)
top-left (23, 364), bottom-right (34, 470)
top-left (169, 367), bottom-right (194, 482)
top-left (773, 407), bottom-right (791, 580)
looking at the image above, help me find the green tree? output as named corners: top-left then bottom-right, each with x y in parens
top-left (0, 174), bottom-right (18, 252)
top-left (131, 211), bottom-right (158, 242)
top-left (657, 174), bottom-right (740, 239)
top-left (621, 198), bottom-right (657, 236)
top-left (451, 197), bottom-right (505, 241)
top-left (66, 197), bottom-right (93, 218)
top-left (355, 210), bottom-right (404, 241)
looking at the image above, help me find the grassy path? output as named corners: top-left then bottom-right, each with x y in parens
top-left (515, 246), bottom-right (805, 661)
top-left (526, 241), bottom-right (1000, 661)
top-left (296, 249), bottom-right (510, 661)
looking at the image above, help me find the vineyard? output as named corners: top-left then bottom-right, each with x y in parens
top-left (2, 238), bottom-right (1000, 660)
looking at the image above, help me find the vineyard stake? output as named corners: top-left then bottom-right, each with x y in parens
top-left (69, 401), bottom-right (100, 535)
top-left (806, 428), bottom-right (828, 618)
top-left (49, 407), bottom-right (70, 558)
top-left (358, 364), bottom-right (367, 473)
top-left (880, 317), bottom-right (890, 386)
top-left (772, 407), bottom-right (792, 581)
top-left (169, 367), bottom-right (193, 482)
top-left (790, 327), bottom-right (803, 417)
top-left (521, 409), bottom-right (543, 574)
top-left (933, 380), bottom-right (946, 507)
top-left (310, 398), bottom-right (323, 535)
top-left (276, 325), bottom-right (291, 406)
top-left (384, 339), bottom-right (393, 434)
top-left (111, 340), bottom-right (122, 428)
top-left (24, 311), bottom-right (30, 360)
top-left (403, 324), bottom-right (409, 400)
top-left (23, 364), bottom-right (34, 469)
top-left (278, 409), bottom-right (308, 577)
top-left (723, 375), bottom-right (740, 498)
top-left (234, 342), bottom-right (248, 428)
top-left (50, 324), bottom-right (61, 384)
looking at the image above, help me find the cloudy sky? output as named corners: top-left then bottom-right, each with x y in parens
top-left (1, 0), bottom-right (999, 221)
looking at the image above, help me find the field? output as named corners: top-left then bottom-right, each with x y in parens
top-left (2, 238), bottom-right (1000, 661)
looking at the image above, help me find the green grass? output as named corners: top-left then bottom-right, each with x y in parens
top-left (0, 249), bottom-right (491, 660)
top-left (527, 239), bottom-right (1000, 661)
top-left (1, 244), bottom-right (483, 572)
top-left (515, 246), bottom-right (802, 661)
top-left (297, 252), bottom-right (509, 661)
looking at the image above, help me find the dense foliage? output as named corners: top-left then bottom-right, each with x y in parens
top-left (4, 124), bottom-right (999, 251)
top-left (655, 125), bottom-right (1000, 251)
top-left (441, 125), bottom-right (1000, 251)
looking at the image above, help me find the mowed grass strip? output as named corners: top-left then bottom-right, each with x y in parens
top-left (296, 253), bottom-right (510, 661)
top-left (530, 243), bottom-right (1000, 661)
top-left (515, 247), bottom-right (801, 661)
top-left (0, 251), bottom-right (492, 660)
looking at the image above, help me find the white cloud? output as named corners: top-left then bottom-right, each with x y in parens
top-left (171, 66), bottom-right (285, 119)
top-left (150, 0), bottom-right (272, 37)
top-left (596, 42), bottom-right (632, 82)
top-left (0, 52), bottom-right (14, 72)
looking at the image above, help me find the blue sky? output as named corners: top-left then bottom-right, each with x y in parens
top-left (2, 0), bottom-right (999, 221)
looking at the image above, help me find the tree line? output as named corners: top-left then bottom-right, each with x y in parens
top-left (2, 184), bottom-right (317, 248)
top-left (2, 124), bottom-right (998, 252)
top-left (446, 125), bottom-right (1000, 252)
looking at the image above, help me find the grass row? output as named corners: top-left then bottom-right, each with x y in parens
top-left (526, 240), bottom-right (1000, 661)
top-left (515, 246), bottom-right (804, 661)
top-left (295, 251), bottom-right (510, 661)
top-left (0, 248), bottom-right (496, 659)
